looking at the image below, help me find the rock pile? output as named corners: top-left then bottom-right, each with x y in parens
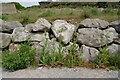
top-left (0, 18), bottom-right (120, 61)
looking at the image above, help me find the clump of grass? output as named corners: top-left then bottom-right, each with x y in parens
top-left (80, 6), bottom-right (100, 19)
top-left (40, 32), bottom-right (83, 67)
top-left (102, 6), bottom-right (118, 15)
top-left (39, 10), bottom-right (55, 17)
top-left (92, 37), bottom-right (120, 70)
top-left (108, 53), bottom-right (120, 70)
top-left (2, 42), bottom-right (36, 72)
top-left (20, 15), bottom-right (30, 26)
top-left (0, 15), bottom-right (8, 21)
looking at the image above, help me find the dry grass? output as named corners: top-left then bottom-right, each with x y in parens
top-left (2, 6), bottom-right (118, 26)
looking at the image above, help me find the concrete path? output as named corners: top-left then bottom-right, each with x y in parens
top-left (1, 67), bottom-right (118, 78)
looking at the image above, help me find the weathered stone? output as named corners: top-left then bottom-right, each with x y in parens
top-left (39, 38), bottom-right (60, 54)
top-left (109, 20), bottom-right (120, 33)
top-left (29, 32), bottom-right (49, 42)
top-left (52, 20), bottom-right (76, 44)
top-left (9, 43), bottom-right (21, 52)
top-left (33, 18), bottom-right (51, 31)
top-left (25, 24), bottom-right (34, 32)
top-left (79, 18), bottom-right (109, 29)
top-left (80, 45), bottom-right (99, 61)
top-left (98, 8), bottom-right (104, 12)
top-left (0, 21), bottom-right (22, 33)
top-left (0, 33), bottom-right (11, 48)
top-left (114, 38), bottom-right (120, 44)
top-left (63, 42), bottom-right (79, 56)
top-left (11, 27), bottom-right (30, 42)
top-left (108, 44), bottom-right (120, 55)
top-left (109, 20), bottom-right (120, 26)
top-left (32, 42), bottom-right (43, 58)
top-left (77, 27), bottom-right (118, 47)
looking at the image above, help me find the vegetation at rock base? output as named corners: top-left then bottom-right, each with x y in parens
top-left (40, 33), bottom-right (83, 67)
top-left (92, 37), bottom-right (120, 70)
top-left (1, 2), bottom-right (120, 72)
top-left (2, 42), bottom-right (36, 72)
top-left (2, 39), bottom-right (120, 71)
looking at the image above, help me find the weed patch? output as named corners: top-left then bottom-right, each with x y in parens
top-left (2, 42), bottom-right (36, 72)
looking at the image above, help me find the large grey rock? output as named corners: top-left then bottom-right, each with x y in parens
top-left (79, 18), bottom-right (109, 29)
top-left (77, 27), bottom-right (118, 47)
top-left (0, 33), bottom-right (11, 48)
top-left (0, 20), bottom-right (22, 33)
top-left (109, 20), bottom-right (120, 33)
top-left (80, 45), bottom-right (99, 61)
top-left (108, 44), bottom-right (120, 55)
top-left (25, 18), bottom-right (51, 32)
top-left (33, 18), bottom-right (51, 31)
top-left (29, 32), bottom-right (49, 42)
top-left (11, 27), bottom-right (30, 42)
top-left (52, 20), bottom-right (76, 44)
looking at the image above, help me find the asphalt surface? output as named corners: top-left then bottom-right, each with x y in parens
top-left (1, 67), bottom-right (118, 78)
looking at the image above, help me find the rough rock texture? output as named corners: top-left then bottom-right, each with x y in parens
top-left (52, 20), bottom-right (76, 44)
top-left (0, 33), bottom-right (11, 48)
top-left (80, 45), bottom-right (99, 61)
top-left (24, 18), bottom-right (51, 32)
top-left (109, 20), bottom-right (120, 33)
top-left (63, 42), bottom-right (79, 56)
top-left (9, 43), bottom-right (21, 52)
top-left (39, 38), bottom-right (60, 54)
top-left (114, 38), bottom-right (120, 44)
top-left (11, 27), bottom-right (30, 42)
top-left (25, 24), bottom-right (34, 32)
top-left (29, 32), bottom-right (49, 42)
top-left (79, 18), bottom-right (109, 29)
top-left (77, 27), bottom-right (118, 47)
top-left (32, 42), bottom-right (43, 58)
top-left (108, 44), bottom-right (120, 55)
top-left (33, 18), bottom-right (51, 31)
top-left (0, 20), bottom-right (22, 33)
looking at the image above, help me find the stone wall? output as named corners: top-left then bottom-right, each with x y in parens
top-left (0, 18), bottom-right (120, 61)
top-left (1, 4), bottom-right (17, 14)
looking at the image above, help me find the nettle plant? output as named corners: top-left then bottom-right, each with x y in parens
top-left (39, 31), bottom-right (83, 67)
top-left (93, 35), bottom-right (120, 70)
top-left (39, 35), bottom-right (65, 67)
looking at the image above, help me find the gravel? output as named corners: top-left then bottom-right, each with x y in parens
top-left (1, 67), bottom-right (118, 78)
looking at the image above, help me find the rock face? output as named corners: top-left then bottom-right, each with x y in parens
top-left (25, 18), bottom-right (51, 32)
top-left (9, 43), bottom-right (21, 52)
top-left (0, 20), bottom-right (22, 33)
top-left (114, 38), bottom-right (120, 44)
top-left (1, 18), bottom-right (120, 62)
top-left (29, 32), bottom-right (49, 42)
top-left (80, 45), bottom-right (99, 61)
top-left (77, 27), bottom-right (118, 47)
top-left (109, 20), bottom-right (120, 33)
top-left (52, 20), bottom-right (76, 44)
top-left (11, 27), bottom-right (30, 42)
top-left (25, 24), bottom-right (34, 32)
top-left (79, 18), bottom-right (109, 29)
top-left (0, 33), bottom-right (11, 48)
top-left (108, 44), bottom-right (120, 55)
top-left (39, 38), bottom-right (60, 54)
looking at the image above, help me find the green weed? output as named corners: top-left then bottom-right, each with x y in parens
top-left (2, 42), bottom-right (36, 72)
